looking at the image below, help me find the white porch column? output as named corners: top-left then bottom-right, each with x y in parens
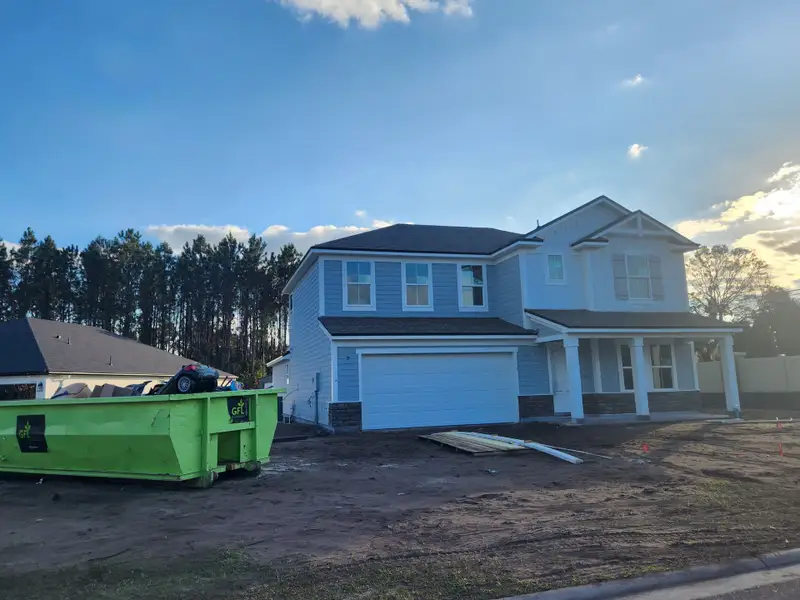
top-left (721, 335), bottom-right (741, 416)
top-left (564, 337), bottom-right (584, 422)
top-left (630, 337), bottom-right (650, 419)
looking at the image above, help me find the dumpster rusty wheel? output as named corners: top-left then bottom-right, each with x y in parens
top-left (185, 471), bottom-right (218, 489)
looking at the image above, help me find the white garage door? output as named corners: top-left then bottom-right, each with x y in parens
top-left (360, 351), bottom-right (519, 430)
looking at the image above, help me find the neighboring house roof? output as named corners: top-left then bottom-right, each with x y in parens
top-left (266, 352), bottom-right (290, 368)
top-left (570, 210), bottom-right (699, 248)
top-left (525, 309), bottom-right (741, 331)
top-left (319, 316), bottom-right (535, 337)
top-left (312, 223), bottom-right (542, 255)
top-left (0, 318), bottom-right (233, 377)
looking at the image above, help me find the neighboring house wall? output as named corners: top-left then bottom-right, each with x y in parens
top-left (324, 259), bottom-right (498, 317)
top-left (288, 262), bottom-right (331, 425)
top-left (270, 362), bottom-right (290, 390)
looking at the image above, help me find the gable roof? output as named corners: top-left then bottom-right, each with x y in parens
top-left (525, 195), bottom-right (632, 237)
top-left (571, 210), bottom-right (699, 248)
top-left (319, 316), bottom-right (535, 337)
top-left (312, 224), bottom-right (541, 255)
top-left (0, 318), bottom-right (233, 377)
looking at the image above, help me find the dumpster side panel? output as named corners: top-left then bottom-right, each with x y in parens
top-left (0, 391), bottom-right (278, 482)
top-left (0, 401), bottom-right (181, 478)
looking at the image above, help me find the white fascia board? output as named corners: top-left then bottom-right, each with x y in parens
top-left (266, 355), bottom-right (290, 368)
top-left (563, 327), bottom-right (743, 337)
top-left (356, 346), bottom-right (518, 356)
top-left (524, 313), bottom-right (569, 333)
top-left (331, 334), bottom-right (537, 342)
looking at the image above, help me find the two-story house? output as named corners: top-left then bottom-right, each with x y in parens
top-left (281, 196), bottom-right (742, 431)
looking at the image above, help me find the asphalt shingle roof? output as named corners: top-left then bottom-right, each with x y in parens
top-left (319, 316), bottom-right (535, 337)
top-left (525, 309), bottom-right (740, 330)
top-left (0, 318), bottom-right (232, 376)
top-left (312, 224), bottom-right (541, 255)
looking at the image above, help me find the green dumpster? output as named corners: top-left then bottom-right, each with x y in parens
top-left (0, 389), bottom-right (280, 487)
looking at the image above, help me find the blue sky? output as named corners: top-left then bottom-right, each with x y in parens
top-left (1, 0), bottom-right (799, 284)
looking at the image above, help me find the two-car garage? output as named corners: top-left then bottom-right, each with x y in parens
top-left (359, 349), bottom-right (520, 430)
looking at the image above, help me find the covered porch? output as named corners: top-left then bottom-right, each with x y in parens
top-left (526, 309), bottom-right (743, 423)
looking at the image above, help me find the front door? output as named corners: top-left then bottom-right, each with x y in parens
top-left (550, 345), bottom-right (571, 414)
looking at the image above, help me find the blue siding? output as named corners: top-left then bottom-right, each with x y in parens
top-left (518, 345), bottom-right (550, 395)
top-left (324, 259), bottom-right (342, 315)
top-left (432, 263), bottom-right (460, 315)
top-left (491, 255), bottom-right (522, 326)
top-left (338, 346), bottom-right (359, 402)
top-left (288, 262), bottom-right (331, 424)
top-left (675, 340), bottom-right (696, 390)
top-left (579, 339), bottom-right (595, 393)
top-left (324, 259), bottom-right (507, 318)
top-left (599, 338), bottom-right (621, 392)
top-left (375, 262), bottom-right (403, 314)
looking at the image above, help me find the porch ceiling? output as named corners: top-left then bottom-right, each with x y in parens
top-left (524, 309), bottom-right (742, 332)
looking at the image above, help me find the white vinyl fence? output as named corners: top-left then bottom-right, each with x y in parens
top-left (698, 355), bottom-right (800, 394)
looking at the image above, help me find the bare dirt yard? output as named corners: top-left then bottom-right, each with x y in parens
top-left (2, 418), bottom-right (800, 600)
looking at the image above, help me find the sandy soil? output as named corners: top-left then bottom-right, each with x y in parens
top-left (2, 419), bottom-right (800, 598)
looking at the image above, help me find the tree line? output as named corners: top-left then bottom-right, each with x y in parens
top-left (0, 228), bottom-right (302, 386)
top-left (687, 245), bottom-right (800, 358)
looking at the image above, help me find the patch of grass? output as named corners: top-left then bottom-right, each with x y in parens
top-left (0, 550), bottom-right (695, 600)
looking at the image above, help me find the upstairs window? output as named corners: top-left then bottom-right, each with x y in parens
top-left (403, 263), bottom-right (432, 310)
top-left (546, 254), bottom-right (565, 284)
top-left (459, 265), bottom-right (487, 310)
top-left (626, 255), bottom-right (652, 299)
top-left (344, 261), bottom-right (374, 309)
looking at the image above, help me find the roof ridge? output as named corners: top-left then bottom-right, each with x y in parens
top-left (23, 317), bottom-right (51, 375)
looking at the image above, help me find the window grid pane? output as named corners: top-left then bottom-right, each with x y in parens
top-left (629, 277), bottom-right (651, 299)
top-left (620, 345), bottom-right (632, 367)
top-left (548, 255), bottom-right (564, 280)
top-left (652, 367), bottom-right (674, 390)
top-left (623, 368), bottom-right (634, 390)
top-left (406, 284), bottom-right (430, 306)
top-left (627, 255), bottom-right (650, 277)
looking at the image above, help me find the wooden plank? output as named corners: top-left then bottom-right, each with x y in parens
top-left (420, 432), bottom-right (528, 456)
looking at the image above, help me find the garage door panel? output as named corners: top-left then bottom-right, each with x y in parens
top-left (360, 352), bottom-right (519, 430)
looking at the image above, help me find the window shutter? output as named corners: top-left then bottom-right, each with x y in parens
top-left (649, 255), bottom-right (664, 301)
top-left (613, 254), bottom-right (629, 300)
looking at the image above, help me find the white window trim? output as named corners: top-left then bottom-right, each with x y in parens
top-left (617, 341), bottom-right (635, 392)
top-left (342, 260), bottom-right (376, 311)
top-left (545, 253), bottom-right (567, 285)
top-left (401, 261), bottom-right (434, 312)
top-left (625, 254), bottom-right (653, 301)
top-left (616, 340), bottom-right (678, 392)
top-left (457, 263), bottom-right (489, 312)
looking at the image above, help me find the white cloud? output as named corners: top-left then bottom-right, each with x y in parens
top-left (0, 240), bottom-right (20, 252)
top-left (672, 161), bottom-right (800, 287)
top-left (354, 209), bottom-right (367, 218)
top-left (674, 219), bottom-right (729, 239)
top-left (627, 143), bottom-right (648, 159)
top-left (767, 161), bottom-right (800, 184)
top-left (622, 73), bottom-right (646, 88)
top-left (146, 224), bottom-right (252, 249)
top-left (147, 219), bottom-right (396, 254)
top-left (273, 0), bottom-right (473, 28)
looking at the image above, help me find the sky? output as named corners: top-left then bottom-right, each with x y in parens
top-left (1, 0), bottom-right (799, 287)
